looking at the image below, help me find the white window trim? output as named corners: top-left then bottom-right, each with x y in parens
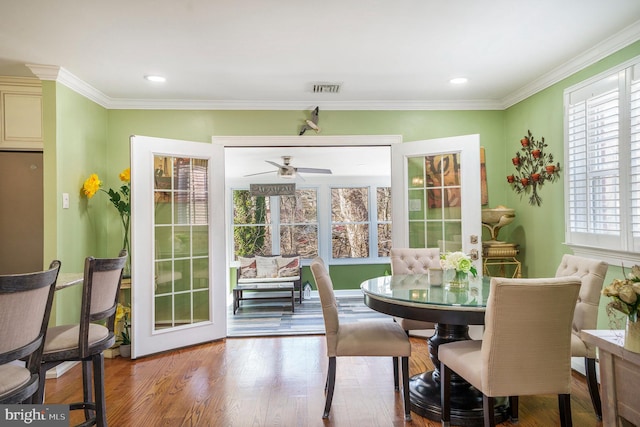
top-left (563, 53), bottom-right (640, 267)
top-left (230, 180), bottom-right (391, 266)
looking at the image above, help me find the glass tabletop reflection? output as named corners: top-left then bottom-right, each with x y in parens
top-left (360, 274), bottom-right (491, 309)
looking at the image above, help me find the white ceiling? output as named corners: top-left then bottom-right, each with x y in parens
top-left (3, 1), bottom-right (639, 179)
top-left (1, 1), bottom-right (640, 110)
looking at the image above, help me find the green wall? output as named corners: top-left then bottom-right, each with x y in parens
top-left (43, 40), bottom-right (640, 329)
top-left (503, 40), bottom-right (640, 327)
top-left (45, 82), bottom-right (109, 325)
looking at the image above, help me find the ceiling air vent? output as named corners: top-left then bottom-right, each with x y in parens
top-left (312, 83), bottom-right (341, 94)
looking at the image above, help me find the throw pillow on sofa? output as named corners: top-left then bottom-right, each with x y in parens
top-left (238, 256), bottom-right (257, 279)
top-left (277, 256), bottom-right (300, 277)
top-left (256, 256), bottom-right (278, 278)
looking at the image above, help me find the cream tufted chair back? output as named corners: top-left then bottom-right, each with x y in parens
top-left (555, 254), bottom-right (608, 357)
top-left (390, 248), bottom-right (440, 275)
top-left (555, 253), bottom-right (608, 420)
top-left (389, 248), bottom-right (440, 333)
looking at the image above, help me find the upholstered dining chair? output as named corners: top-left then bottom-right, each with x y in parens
top-left (310, 257), bottom-right (412, 421)
top-left (439, 276), bottom-right (581, 427)
top-left (555, 254), bottom-right (608, 419)
top-left (0, 260), bottom-right (60, 404)
top-left (390, 247), bottom-right (440, 334)
top-left (38, 251), bottom-right (127, 427)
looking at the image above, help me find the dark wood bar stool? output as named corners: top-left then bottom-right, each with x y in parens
top-left (38, 251), bottom-right (127, 427)
top-left (0, 261), bottom-right (60, 404)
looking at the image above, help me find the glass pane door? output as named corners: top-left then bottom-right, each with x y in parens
top-left (131, 135), bottom-right (225, 359)
top-left (391, 135), bottom-right (482, 272)
top-left (154, 156), bottom-right (210, 330)
top-left (407, 152), bottom-right (463, 252)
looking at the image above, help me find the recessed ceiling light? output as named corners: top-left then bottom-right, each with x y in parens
top-left (144, 75), bottom-right (166, 83)
top-left (450, 77), bottom-right (468, 85)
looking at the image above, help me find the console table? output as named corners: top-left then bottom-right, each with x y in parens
top-left (581, 329), bottom-right (640, 426)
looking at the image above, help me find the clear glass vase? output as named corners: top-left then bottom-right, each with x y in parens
top-left (625, 317), bottom-right (640, 353)
top-left (122, 222), bottom-right (131, 278)
top-left (445, 269), bottom-right (469, 289)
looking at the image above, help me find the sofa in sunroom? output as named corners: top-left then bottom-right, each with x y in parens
top-left (233, 254), bottom-right (302, 314)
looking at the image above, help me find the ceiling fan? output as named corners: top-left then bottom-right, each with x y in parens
top-left (244, 156), bottom-right (332, 179)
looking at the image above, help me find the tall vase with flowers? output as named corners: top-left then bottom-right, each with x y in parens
top-left (440, 251), bottom-right (478, 288)
top-left (115, 303), bottom-right (131, 357)
top-left (82, 168), bottom-right (131, 277)
top-left (602, 265), bottom-right (640, 352)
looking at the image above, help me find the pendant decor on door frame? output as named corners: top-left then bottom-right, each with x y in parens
top-left (506, 130), bottom-right (561, 206)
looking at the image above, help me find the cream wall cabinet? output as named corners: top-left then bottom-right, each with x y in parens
top-left (0, 77), bottom-right (43, 151)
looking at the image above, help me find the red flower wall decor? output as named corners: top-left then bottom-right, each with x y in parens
top-left (507, 130), bottom-right (561, 206)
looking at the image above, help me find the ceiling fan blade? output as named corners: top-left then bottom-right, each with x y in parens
top-left (295, 167), bottom-right (332, 174)
top-left (265, 160), bottom-right (285, 169)
top-left (244, 170), bottom-right (276, 177)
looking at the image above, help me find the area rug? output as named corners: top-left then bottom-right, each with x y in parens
top-left (226, 292), bottom-right (393, 337)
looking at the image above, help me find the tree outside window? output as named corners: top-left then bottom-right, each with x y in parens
top-left (331, 187), bottom-right (370, 259)
top-left (280, 189), bottom-right (318, 257)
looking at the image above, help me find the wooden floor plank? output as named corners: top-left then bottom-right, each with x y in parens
top-left (43, 336), bottom-right (603, 426)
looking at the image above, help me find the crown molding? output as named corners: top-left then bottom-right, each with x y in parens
top-left (23, 20), bottom-right (640, 111)
top-left (26, 64), bottom-right (111, 108)
top-left (500, 20), bottom-right (640, 108)
top-left (0, 76), bottom-right (41, 87)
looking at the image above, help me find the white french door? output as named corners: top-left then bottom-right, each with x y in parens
top-left (130, 135), bottom-right (226, 358)
top-left (391, 134), bottom-right (483, 272)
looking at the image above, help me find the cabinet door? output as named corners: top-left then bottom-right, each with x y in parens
top-left (0, 78), bottom-right (43, 151)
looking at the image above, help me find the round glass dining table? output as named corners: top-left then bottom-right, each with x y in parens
top-left (361, 274), bottom-right (507, 425)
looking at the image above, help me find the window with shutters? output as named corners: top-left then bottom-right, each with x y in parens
top-left (564, 55), bottom-right (640, 265)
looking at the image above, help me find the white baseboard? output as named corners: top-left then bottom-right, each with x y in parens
top-left (45, 361), bottom-right (79, 379)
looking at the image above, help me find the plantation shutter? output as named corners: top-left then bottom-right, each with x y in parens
top-left (631, 64), bottom-right (640, 249)
top-left (565, 58), bottom-right (640, 256)
top-left (566, 73), bottom-right (621, 249)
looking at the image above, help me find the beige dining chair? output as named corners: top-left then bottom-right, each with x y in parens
top-left (439, 276), bottom-right (581, 427)
top-left (310, 257), bottom-right (412, 421)
top-left (555, 254), bottom-right (608, 420)
top-left (0, 261), bottom-right (60, 404)
top-left (38, 251), bottom-right (127, 427)
top-left (390, 247), bottom-right (440, 334)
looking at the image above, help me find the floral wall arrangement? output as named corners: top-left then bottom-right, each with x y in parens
top-left (507, 130), bottom-right (561, 206)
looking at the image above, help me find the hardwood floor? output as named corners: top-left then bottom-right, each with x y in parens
top-left (43, 336), bottom-right (604, 427)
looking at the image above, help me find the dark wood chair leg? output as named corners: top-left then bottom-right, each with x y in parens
top-left (585, 357), bottom-right (602, 419)
top-left (93, 353), bottom-right (107, 427)
top-left (508, 396), bottom-right (519, 422)
top-left (440, 361), bottom-right (451, 426)
top-left (401, 356), bottom-right (411, 421)
top-left (558, 393), bottom-right (573, 427)
top-left (82, 360), bottom-right (94, 421)
top-left (323, 357), bottom-right (336, 419)
top-left (36, 365), bottom-right (47, 404)
top-left (392, 356), bottom-right (399, 391)
top-left (483, 395), bottom-right (496, 427)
